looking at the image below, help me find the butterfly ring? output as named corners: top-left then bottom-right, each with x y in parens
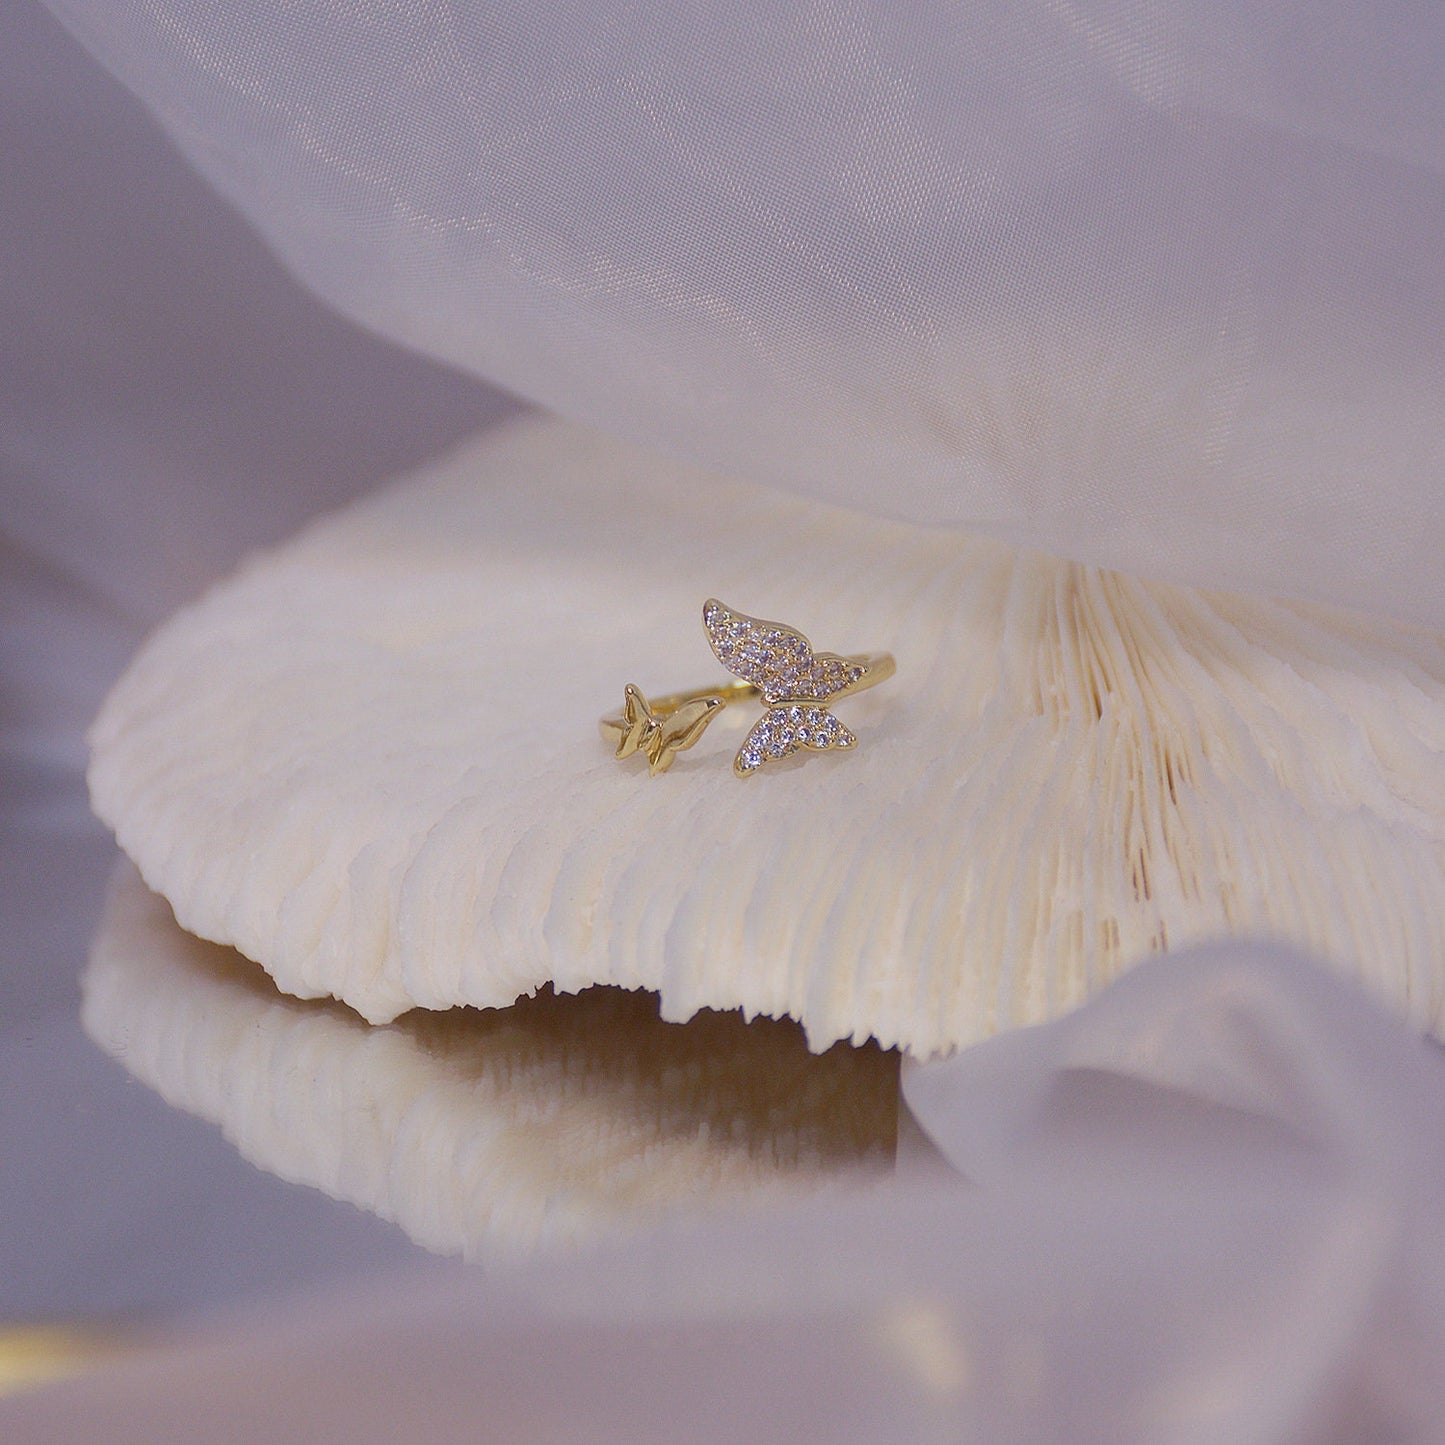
top-left (599, 599), bottom-right (895, 777)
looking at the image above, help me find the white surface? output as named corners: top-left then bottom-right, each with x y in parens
top-left (90, 414), bottom-right (1445, 1054)
top-left (82, 864), bottom-right (897, 1258)
top-left (44, 0), bottom-right (1445, 627)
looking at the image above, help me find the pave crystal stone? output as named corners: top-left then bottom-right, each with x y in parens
top-left (703, 600), bottom-right (868, 706)
top-left (733, 696), bottom-right (858, 774)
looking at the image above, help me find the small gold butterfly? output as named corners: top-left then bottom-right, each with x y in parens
top-left (703, 599), bottom-right (871, 776)
top-left (612, 683), bottom-right (725, 776)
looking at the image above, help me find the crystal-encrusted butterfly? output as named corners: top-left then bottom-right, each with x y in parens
top-left (703, 599), bottom-right (873, 776)
top-left (612, 683), bottom-right (724, 776)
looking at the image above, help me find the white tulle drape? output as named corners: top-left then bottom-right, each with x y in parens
top-left (42, 0), bottom-right (1445, 627)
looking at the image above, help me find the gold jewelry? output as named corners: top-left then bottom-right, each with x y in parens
top-left (600, 599), bottom-right (895, 776)
top-left (599, 682), bottom-right (736, 777)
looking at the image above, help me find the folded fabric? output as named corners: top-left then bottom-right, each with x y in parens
top-left (16, 940), bottom-right (1445, 1442)
top-left (46, 0), bottom-right (1445, 625)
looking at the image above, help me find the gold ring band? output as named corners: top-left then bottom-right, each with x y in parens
top-left (597, 649), bottom-right (895, 738)
top-left (597, 679), bottom-right (757, 743)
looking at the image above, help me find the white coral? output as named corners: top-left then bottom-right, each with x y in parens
top-left (83, 866), bottom-right (899, 1257)
top-left (89, 415), bottom-right (1445, 1055)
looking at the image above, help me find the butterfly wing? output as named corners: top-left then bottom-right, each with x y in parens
top-left (647, 695), bottom-right (724, 775)
top-left (703, 599), bottom-right (865, 703)
top-left (614, 683), bottom-right (656, 760)
top-left (733, 704), bottom-right (858, 776)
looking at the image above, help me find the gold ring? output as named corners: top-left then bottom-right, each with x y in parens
top-left (600, 599), bottom-right (895, 776)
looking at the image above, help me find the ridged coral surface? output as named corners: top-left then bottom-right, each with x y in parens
top-left (89, 416), bottom-right (1445, 1054)
top-left (84, 866), bottom-right (898, 1255)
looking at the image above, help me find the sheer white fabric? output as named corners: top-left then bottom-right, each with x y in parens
top-left (10, 943), bottom-right (1445, 1442)
top-left (43, 0), bottom-right (1445, 626)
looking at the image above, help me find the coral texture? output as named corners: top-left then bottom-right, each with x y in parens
top-left (84, 867), bottom-right (898, 1256)
top-left (90, 416), bottom-right (1445, 1053)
